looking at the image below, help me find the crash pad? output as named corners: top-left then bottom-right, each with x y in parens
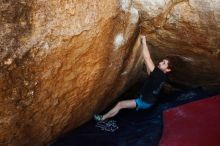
top-left (159, 95), bottom-right (220, 146)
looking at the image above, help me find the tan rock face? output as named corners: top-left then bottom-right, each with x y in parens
top-left (134, 0), bottom-right (220, 86)
top-left (0, 0), bottom-right (142, 145)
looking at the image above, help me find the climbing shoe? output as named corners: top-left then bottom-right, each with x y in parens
top-left (94, 114), bottom-right (103, 121)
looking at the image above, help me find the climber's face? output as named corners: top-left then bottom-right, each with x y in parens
top-left (158, 59), bottom-right (171, 73)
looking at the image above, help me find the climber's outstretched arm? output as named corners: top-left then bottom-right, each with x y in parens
top-left (140, 35), bottom-right (155, 75)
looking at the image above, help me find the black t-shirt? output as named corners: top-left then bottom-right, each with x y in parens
top-left (140, 67), bottom-right (167, 104)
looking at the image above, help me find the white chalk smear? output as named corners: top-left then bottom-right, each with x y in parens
top-left (182, 56), bottom-right (194, 62)
top-left (121, 71), bottom-right (128, 76)
top-left (130, 7), bottom-right (139, 24)
top-left (119, 0), bottom-right (132, 11)
top-left (114, 33), bottom-right (124, 51)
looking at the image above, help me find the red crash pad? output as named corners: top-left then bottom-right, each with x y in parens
top-left (159, 95), bottom-right (220, 146)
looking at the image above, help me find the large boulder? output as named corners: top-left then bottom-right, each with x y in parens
top-left (0, 0), bottom-right (142, 145)
top-left (134, 0), bottom-right (220, 87)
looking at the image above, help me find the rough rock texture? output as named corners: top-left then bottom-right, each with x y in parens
top-left (134, 0), bottom-right (220, 87)
top-left (1, 0), bottom-right (220, 146)
top-left (0, 0), bottom-right (142, 145)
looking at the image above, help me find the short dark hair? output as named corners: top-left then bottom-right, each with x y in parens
top-left (165, 55), bottom-right (187, 72)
